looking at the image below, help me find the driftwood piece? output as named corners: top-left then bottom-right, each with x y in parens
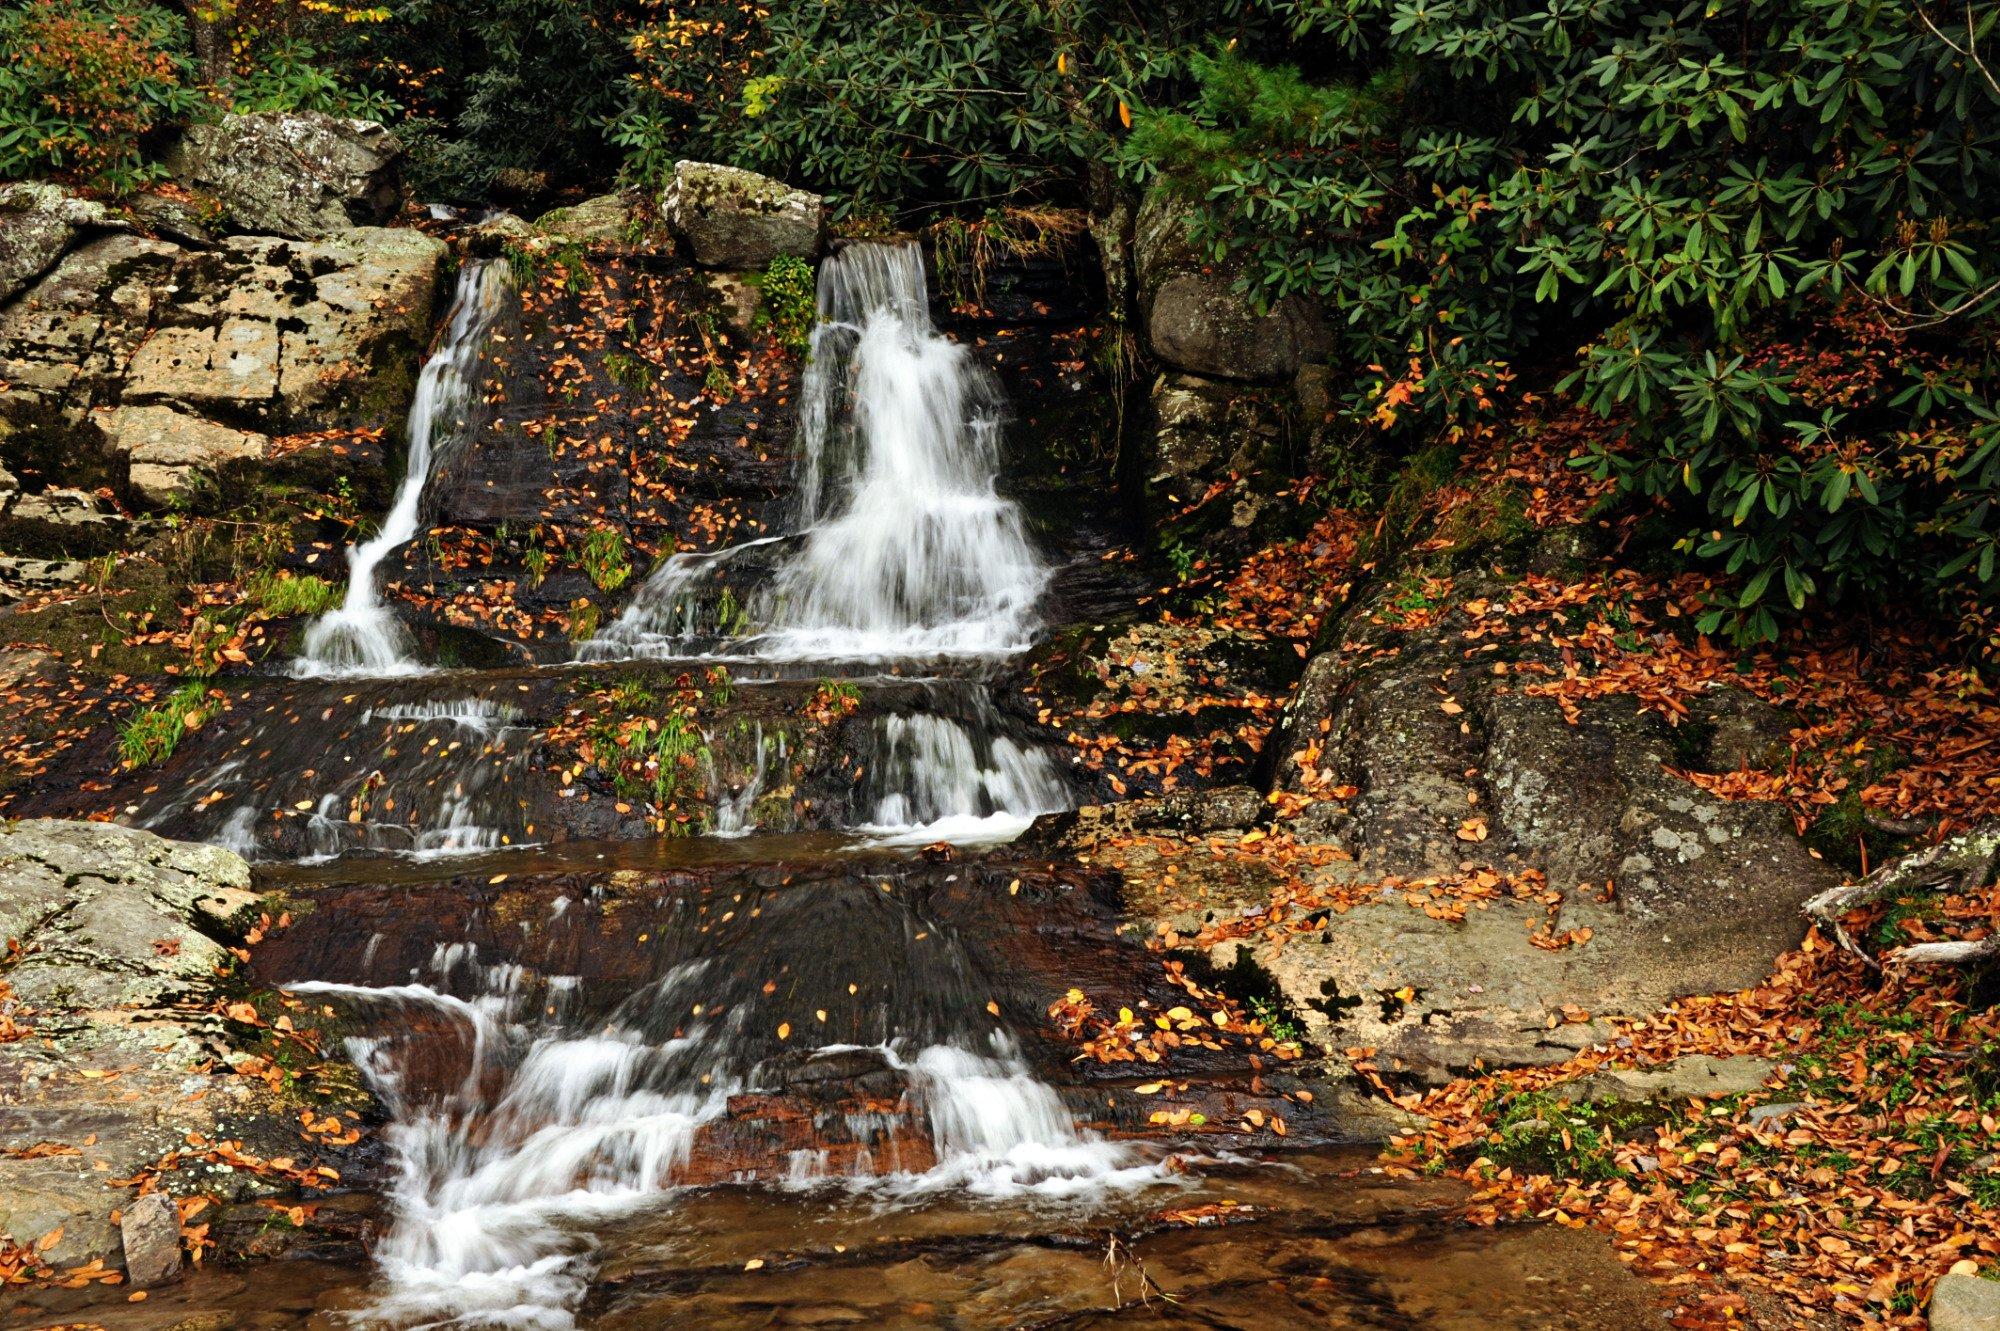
top-left (1802, 820), bottom-right (2000, 967)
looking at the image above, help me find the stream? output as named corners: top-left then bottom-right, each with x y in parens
top-left (13, 244), bottom-right (1666, 1330)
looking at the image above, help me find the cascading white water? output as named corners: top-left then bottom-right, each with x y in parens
top-left (586, 243), bottom-right (1049, 662)
top-left (304, 941), bottom-right (1168, 1330)
top-left (296, 262), bottom-right (512, 678)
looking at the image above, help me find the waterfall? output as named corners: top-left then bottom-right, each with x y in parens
top-left (295, 261), bottom-right (512, 678)
top-left (300, 886), bottom-right (1170, 1330)
top-left (586, 243), bottom-right (1049, 663)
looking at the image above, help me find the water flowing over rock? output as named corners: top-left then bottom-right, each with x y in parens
top-left (297, 260), bottom-right (513, 677)
top-left (661, 160), bottom-right (824, 269)
top-left (165, 111), bottom-right (405, 240)
top-left (591, 243), bottom-right (1049, 664)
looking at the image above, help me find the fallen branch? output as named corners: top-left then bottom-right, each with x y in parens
top-left (1888, 935), bottom-right (2000, 967)
top-left (1802, 819), bottom-right (2000, 965)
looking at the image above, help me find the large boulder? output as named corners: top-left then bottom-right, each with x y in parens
top-left (1135, 182), bottom-right (1328, 382)
top-left (166, 111), bottom-right (404, 240)
top-left (0, 182), bottom-right (129, 307)
top-left (1175, 577), bottom-right (1840, 1085)
top-left (534, 190), bottom-right (657, 248)
top-left (662, 160), bottom-right (823, 269)
top-left (0, 226), bottom-right (444, 506)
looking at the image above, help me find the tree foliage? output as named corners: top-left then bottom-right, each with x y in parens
top-left (0, 0), bottom-right (201, 192)
top-left (1123, 2), bottom-right (2000, 642)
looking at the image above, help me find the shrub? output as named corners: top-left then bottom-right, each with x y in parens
top-left (755, 254), bottom-right (816, 353)
top-left (0, 0), bottom-right (201, 192)
top-left (231, 38), bottom-right (397, 121)
top-left (1122, 5), bottom-right (2000, 644)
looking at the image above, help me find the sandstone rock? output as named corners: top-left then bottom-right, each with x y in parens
top-left (0, 487), bottom-right (126, 558)
top-left (0, 1158), bottom-right (122, 1270)
top-left (0, 553), bottom-right (88, 604)
top-left (0, 227), bottom-right (442, 505)
top-left (663, 161), bottom-right (823, 269)
top-left (119, 1191), bottom-right (182, 1287)
top-left (1932, 1272), bottom-right (2000, 1330)
top-left (0, 819), bottom-right (252, 1012)
top-left (166, 112), bottom-right (403, 239)
top-left (1194, 578), bottom-right (1841, 1084)
top-left (1134, 183), bottom-right (1327, 381)
top-left (91, 405), bottom-right (267, 504)
top-left (0, 182), bottom-right (130, 307)
top-left (535, 190), bottom-right (657, 247)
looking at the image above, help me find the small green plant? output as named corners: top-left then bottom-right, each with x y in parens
top-left (755, 254), bottom-right (816, 353)
top-left (1163, 540), bottom-right (1195, 582)
top-left (576, 527), bottom-right (632, 593)
top-left (117, 680), bottom-right (209, 768)
top-left (1246, 995), bottom-right (1302, 1044)
top-left (246, 570), bottom-right (341, 618)
top-left (565, 597), bottom-right (602, 642)
top-left (522, 543), bottom-right (551, 588)
top-left (602, 349), bottom-right (655, 393)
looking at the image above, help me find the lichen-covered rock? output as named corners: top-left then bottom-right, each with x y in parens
top-left (535, 190), bottom-right (657, 247)
top-left (1134, 183), bottom-right (1328, 381)
top-left (1180, 577), bottom-right (1840, 1084)
top-left (662, 161), bottom-right (823, 269)
top-left (0, 819), bottom-right (253, 1011)
top-left (0, 227), bottom-right (443, 507)
top-left (165, 112), bottom-right (404, 240)
top-left (0, 182), bottom-right (130, 307)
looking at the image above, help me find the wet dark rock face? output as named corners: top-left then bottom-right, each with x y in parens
top-left (251, 850), bottom-right (1340, 1167)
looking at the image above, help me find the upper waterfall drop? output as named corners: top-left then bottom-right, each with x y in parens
top-left (295, 260), bottom-right (512, 679)
top-left (586, 242), bottom-right (1050, 663)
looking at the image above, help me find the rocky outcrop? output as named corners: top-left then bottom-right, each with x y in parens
top-left (1139, 373), bottom-right (1293, 554)
top-left (165, 112), bottom-right (404, 240)
top-left (0, 226), bottom-right (444, 505)
top-left (0, 822), bottom-right (368, 1277)
top-left (1134, 183), bottom-right (1327, 383)
top-left (0, 182), bottom-right (131, 307)
top-left (1171, 578), bottom-right (1840, 1086)
top-left (662, 160), bottom-right (824, 269)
